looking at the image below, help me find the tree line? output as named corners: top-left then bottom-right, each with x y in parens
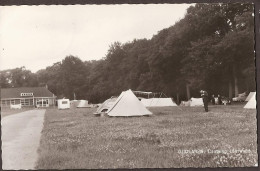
top-left (0, 3), bottom-right (255, 104)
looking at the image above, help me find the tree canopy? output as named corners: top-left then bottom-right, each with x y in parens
top-left (0, 3), bottom-right (255, 104)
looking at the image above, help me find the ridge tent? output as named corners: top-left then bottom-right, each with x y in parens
top-left (141, 98), bottom-right (177, 107)
top-left (107, 89), bottom-right (152, 116)
top-left (190, 98), bottom-right (203, 106)
top-left (94, 97), bottom-right (118, 114)
top-left (58, 99), bottom-right (70, 109)
top-left (70, 100), bottom-right (80, 108)
top-left (77, 100), bottom-right (89, 108)
top-left (180, 100), bottom-right (191, 106)
top-left (245, 92), bottom-right (255, 101)
top-left (244, 92), bottom-right (256, 109)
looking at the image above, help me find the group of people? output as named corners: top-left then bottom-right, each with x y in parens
top-left (211, 94), bottom-right (222, 105)
top-left (199, 90), bottom-right (223, 112)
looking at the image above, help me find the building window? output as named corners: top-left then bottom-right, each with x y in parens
top-left (11, 100), bottom-right (15, 105)
top-left (6, 100), bottom-right (10, 105)
top-left (21, 98), bottom-right (33, 106)
top-left (1, 100), bottom-right (6, 106)
top-left (36, 99), bottom-right (49, 107)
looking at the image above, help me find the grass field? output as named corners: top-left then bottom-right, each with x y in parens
top-left (36, 105), bottom-right (258, 169)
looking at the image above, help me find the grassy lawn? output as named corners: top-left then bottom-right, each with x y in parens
top-left (36, 105), bottom-right (257, 169)
top-left (1, 107), bottom-right (35, 118)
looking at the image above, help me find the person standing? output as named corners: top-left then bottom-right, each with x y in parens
top-left (200, 90), bottom-right (208, 112)
top-left (211, 94), bottom-right (215, 105)
top-left (218, 94), bottom-right (222, 105)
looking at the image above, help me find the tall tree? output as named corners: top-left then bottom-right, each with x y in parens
top-left (60, 56), bottom-right (88, 99)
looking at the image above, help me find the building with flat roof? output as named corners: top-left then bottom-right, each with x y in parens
top-left (1, 87), bottom-right (56, 108)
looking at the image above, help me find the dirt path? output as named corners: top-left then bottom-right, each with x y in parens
top-left (1, 109), bottom-right (46, 170)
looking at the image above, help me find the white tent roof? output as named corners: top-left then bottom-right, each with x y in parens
top-left (180, 100), bottom-right (191, 106)
top-left (244, 92), bottom-right (256, 109)
top-left (190, 97), bottom-right (203, 106)
top-left (95, 97), bottom-right (117, 114)
top-left (141, 98), bottom-right (177, 107)
top-left (133, 91), bottom-right (153, 94)
top-left (245, 92), bottom-right (255, 101)
top-left (77, 100), bottom-right (89, 108)
top-left (70, 100), bottom-right (80, 107)
top-left (107, 89), bottom-right (152, 116)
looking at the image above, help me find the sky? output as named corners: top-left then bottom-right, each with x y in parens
top-left (0, 4), bottom-right (192, 73)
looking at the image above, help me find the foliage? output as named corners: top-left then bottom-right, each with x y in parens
top-left (0, 67), bottom-right (38, 88)
top-left (0, 3), bottom-right (255, 102)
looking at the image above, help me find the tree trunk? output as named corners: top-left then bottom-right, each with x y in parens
top-left (229, 80), bottom-right (233, 99)
top-left (176, 92), bottom-right (180, 105)
top-left (245, 79), bottom-right (249, 93)
top-left (186, 84), bottom-right (190, 100)
top-left (233, 66), bottom-right (239, 97)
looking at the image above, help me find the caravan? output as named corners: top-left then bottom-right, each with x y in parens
top-left (58, 99), bottom-right (70, 109)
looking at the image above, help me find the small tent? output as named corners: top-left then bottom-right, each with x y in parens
top-left (244, 92), bottom-right (256, 109)
top-left (245, 92), bottom-right (255, 101)
top-left (70, 100), bottom-right (80, 108)
top-left (58, 99), bottom-right (70, 109)
top-left (180, 100), bottom-right (191, 106)
top-left (94, 97), bottom-right (118, 114)
top-left (107, 89), bottom-right (152, 116)
top-left (141, 98), bottom-right (177, 107)
top-left (190, 97), bottom-right (203, 106)
top-left (77, 100), bottom-right (89, 108)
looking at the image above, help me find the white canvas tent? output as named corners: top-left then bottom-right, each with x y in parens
top-left (77, 100), bottom-right (89, 108)
top-left (190, 97), bottom-right (203, 106)
top-left (94, 97), bottom-right (118, 114)
top-left (106, 89), bottom-right (152, 116)
top-left (58, 99), bottom-right (70, 109)
top-left (141, 98), bottom-right (177, 107)
top-left (180, 100), bottom-right (191, 106)
top-left (244, 92), bottom-right (256, 109)
top-left (70, 100), bottom-right (80, 108)
top-left (245, 92), bottom-right (255, 101)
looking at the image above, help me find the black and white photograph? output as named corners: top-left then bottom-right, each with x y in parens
top-left (0, 1), bottom-right (259, 169)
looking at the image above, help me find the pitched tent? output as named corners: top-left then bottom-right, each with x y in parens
top-left (70, 100), bottom-right (80, 108)
top-left (244, 92), bottom-right (256, 109)
top-left (180, 100), bottom-right (191, 106)
top-left (77, 100), bottom-right (89, 108)
top-left (94, 97), bottom-right (118, 114)
top-left (107, 89), bottom-right (152, 116)
top-left (190, 97), bottom-right (203, 106)
top-left (141, 98), bottom-right (177, 107)
top-left (245, 92), bottom-right (255, 101)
